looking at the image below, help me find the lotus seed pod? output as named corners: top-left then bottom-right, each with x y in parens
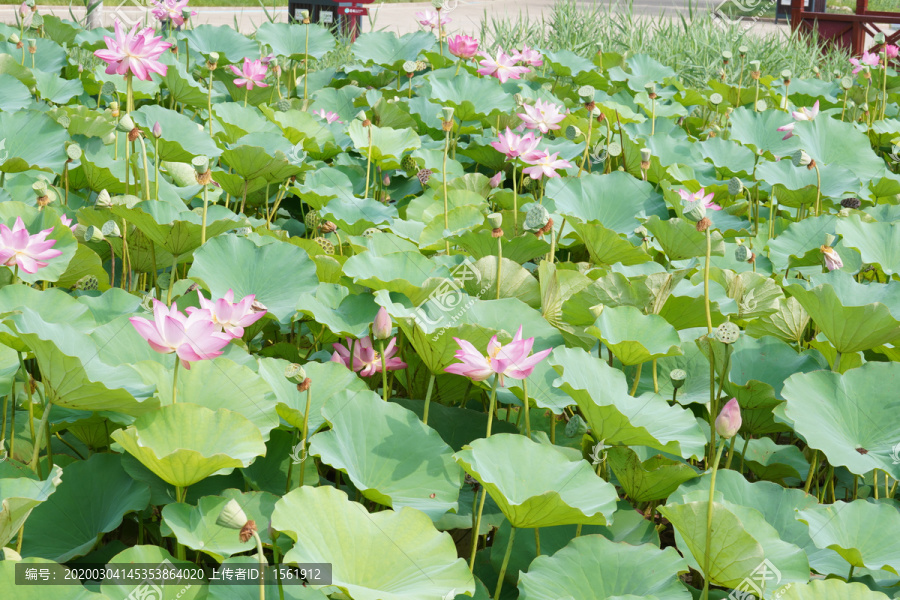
top-left (513, 93), bottom-right (524, 106)
top-left (403, 60), bottom-right (417, 73)
top-left (682, 199), bottom-right (707, 223)
top-left (431, 0), bottom-right (442, 7)
top-left (273, 98), bottom-right (291, 112)
top-left (66, 142), bottom-right (81, 161)
top-left (781, 69), bottom-right (791, 81)
top-left (840, 197), bottom-right (861, 209)
top-left (57, 115), bottom-right (70, 128)
top-left (644, 81), bottom-right (656, 95)
top-left (709, 93), bottom-right (723, 106)
top-left (363, 227), bottom-right (381, 237)
top-left (721, 50), bottom-right (732, 62)
top-left (840, 77), bottom-right (853, 90)
top-left (27, 39), bottom-right (36, 49)
top-left (83, 225), bottom-right (104, 243)
top-left (716, 321), bottom-right (741, 344)
top-left (564, 414), bottom-right (587, 438)
top-left (524, 204), bottom-right (550, 231)
top-left (8, 34), bottom-right (19, 44)
top-left (792, 149), bottom-right (811, 168)
top-left (216, 499), bottom-right (249, 530)
top-left (319, 220), bottom-right (337, 234)
top-left (235, 227), bottom-right (251, 236)
top-left (734, 244), bottom-right (749, 262)
top-left (31, 180), bottom-right (47, 196)
top-left (442, 106), bottom-right (455, 122)
top-left (96, 189), bottom-right (112, 207)
top-left (607, 142), bottom-right (622, 157)
top-left (157, 272), bottom-right (171, 290)
top-left (304, 210), bottom-right (320, 231)
top-left (875, 31), bottom-right (886, 45)
top-left (738, 45), bottom-right (748, 56)
top-left (728, 177), bottom-right (744, 196)
top-left (578, 85), bottom-right (595, 99)
top-left (101, 220), bottom-right (121, 237)
top-left (401, 154), bottom-right (417, 173)
top-left (415, 60), bottom-right (428, 71)
top-left (565, 125), bottom-right (581, 141)
top-left (75, 274), bottom-right (99, 291)
top-left (487, 212), bottom-right (503, 229)
top-left (284, 363), bottom-right (307, 384)
top-left (634, 225), bottom-right (648, 239)
top-left (541, 82), bottom-right (553, 92)
top-left (72, 223), bottom-right (87, 239)
top-left (670, 368), bottom-right (687, 389)
top-left (416, 168), bottom-right (433, 185)
top-left (824, 233), bottom-right (836, 248)
top-left (356, 110), bottom-right (367, 121)
top-left (100, 81), bottom-right (116, 97)
top-left (640, 148), bottom-right (651, 163)
top-left (192, 155), bottom-right (210, 174)
top-left (116, 114), bottom-right (135, 132)
top-left (522, 177), bottom-right (536, 191)
top-left (314, 236), bottom-right (335, 255)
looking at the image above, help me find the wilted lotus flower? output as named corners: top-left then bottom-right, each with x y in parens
top-left (415, 9), bottom-right (451, 29)
top-left (715, 398), bottom-right (742, 439)
top-left (0, 216), bottom-right (63, 274)
top-left (129, 299), bottom-right (232, 369)
top-left (229, 58), bottom-right (268, 90)
top-left (186, 289), bottom-right (267, 338)
top-left (776, 100), bottom-right (818, 140)
top-left (511, 45), bottom-right (543, 67)
top-left (372, 307), bottom-right (392, 340)
top-left (820, 245), bottom-right (843, 271)
top-left (477, 50), bottom-right (530, 84)
top-left (448, 34), bottom-right (479, 59)
top-left (850, 51), bottom-right (880, 74)
top-left (151, 0), bottom-right (196, 27)
top-left (313, 109), bottom-right (342, 124)
top-left (445, 326), bottom-right (552, 386)
top-left (490, 127), bottom-right (540, 160)
top-left (517, 99), bottom-right (566, 133)
top-left (522, 150), bottom-right (572, 180)
top-left (331, 336), bottom-right (407, 376)
top-left (94, 21), bottom-right (172, 81)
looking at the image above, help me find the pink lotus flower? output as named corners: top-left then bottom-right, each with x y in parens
top-left (18, 1), bottom-right (28, 17)
top-left (445, 326), bottom-right (552, 386)
top-left (331, 336), bottom-right (407, 377)
top-left (314, 109), bottom-right (342, 124)
top-left (448, 34), bottom-right (479, 59)
top-left (415, 10), bottom-right (451, 29)
top-left (229, 58), bottom-right (268, 90)
top-left (512, 45), bottom-right (543, 67)
top-left (522, 150), bottom-right (572, 180)
top-left (151, 0), bottom-right (196, 27)
top-left (477, 51), bottom-right (531, 84)
top-left (185, 289), bottom-right (266, 338)
top-left (94, 20), bottom-right (172, 82)
top-left (129, 300), bottom-right (232, 370)
top-left (850, 51), bottom-right (880, 74)
top-left (776, 100), bottom-right (819, 140)
top-left (886, 44), bottom-right (899, 59)
top-left (517, 100), bottom-right (565, 133)
top-left (60, 215), bottom-right (77, 233)
top-left (0, 216), bottom-right (63, 275)
top-left (715, 398), bottom-right (742, 439)
top-left (677, 188), bottom-right (721, 211)
top-left (821, 245), bottom-right (843, 271)
top-left (490, 127), bottom-right (541, 160)
top-left (372, 307), bottom-right (392, 340)
top-left (489, 172), bottom-right (503, 188)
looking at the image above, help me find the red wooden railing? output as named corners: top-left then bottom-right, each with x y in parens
top-left (791, 0), bottom-right (900, 55)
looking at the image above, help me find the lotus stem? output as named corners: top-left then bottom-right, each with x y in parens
top-left (29, 399), bottom-right (51, 476)
top-left (285, 429), bottom-right (298, 494)
top-left (422, 373), bottom-right (435, 425)
top-left (803, 450), bottom-right (818, 495)
top-left (715, 345), bottom-right (732, 411)
top-left (523, 379), bottom-right (531, 439)
top-left (629, 363), bottom-right (642, 396)
top-left (201, 184), bottom-right (209, 245)
top-left (579, 118), bottom-right (593, 177)
top-left (496, 237), bottom-right (502, 300)
top-left (154, 138), bottom-right (160, 201)
top-left (724, 438), bottom-right (736, 470)
top-left (244, 86), bottom-right (249, 108)
top-left (252, 530), bottom-right (266, 600)
top-left (703, 227), bottom-right (713, 333)
top-left (534, 528), bottom-right (540, 556)
top-left (841, 87), bottom-right (849, 121)
top-left (166, 253), bottom-right (178, 304)
top-left (443, 127), bottom-right (451, 256)
top-left (298, 384), bottom-right (312, 487)
top-left (240, 180), bottom-right (248, 215)
top-left (364, 127), bottom-right (373, 199)
top-left (650, 98), bottom-right (656, 136)
top-left (512, 164), bottom-right (519, 236)
top-left (707, 344), bottom-right (717, 467)
top-left (125, 133), bottom-right (131, 197)
top-left (575, 524), bottom-right (582, 537)
top-left (550, 413), bottom-right (556, 444)
top-left (207, 72), bottom-right (214, 137)
top-left (493, 526), bottom-right (516, 599)
top-left (0, 381), bottom-right (10, 460)
top-left (136, 134), bottom-right (151, 201)
top-left (652, 359), bottom-right (659, 394)
top-left (874, 469), bottom-right (879, 500)
top-left (126, 73), bottom-right (134, 113)
top-left (172, 358), bottom-right (180, 405)
top-left (739, 434), bottom-right (750, 472)
top-left (121, 219), bottom-right (130, 290)
top-left (469, 487), bottom-right (487, 570)
top-left (701, 438), bottom-right (726, 600)
top-left (882, 52), bottom-right (888, 121)
top-left (304, 26), bottom-right (309, 102)
top-left (833, 351), bottom-right (841, 372)
top-left (378, 340), bottom-right (390, 401)
top-left (63, 163), bottom-right (69, 207)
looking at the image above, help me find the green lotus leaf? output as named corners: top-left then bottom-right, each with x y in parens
top-left (658, 501), bottom-right (765, 589)
top-left (161, 489), bottom-right (282, 561)
top-left (643, 216), bottom-right (726, 261)
top-left (101, 544), bottom-right (207, 600)
top-left (636, 327), bottom-right (711, 405)
top-left (782, 362), bottom-right (900, 480)
top-left (55, 244), bottom-right (112, 291)
top-left (295, 284), bottom-right (379, 338)
top-left (419, 206), bottom-right (485, 250)
top-left (351, 30), bottom-right (436, 70)
top-left (259, 105), bottom-right (341, 160)
top-left (212, 102), bottom-right (281, 145)
top-left (768, 214), bottom-right (860, 275)
top-left (739, 435), bottom-right (811, 483)
top-left (711, 269), bottom-right (784, 320)
top-left (697, 136), bottom-right (757, 177)
top-left (792, 116), bottom-right (885, 183)
top-left (607, 446), bottom-right (699, 502)
top-left (33, 70), bottom-right (83, 104)
top-left (570, 221), bottom-right (652, 266)
top-left (159, 53), bottom-right (209, 108)
top-left (837, 213), bottom-right (900, 276)
top-left (745, 296), bottom-right (810, 344)
top-left (348, 121), bottom-right (421, 170)
top-left (0, 74), bottom-right (33, 111)
top-left (0, 54), bottom-right (36, 88)
top-left (221, 131), bottom-right (300, 183)
top-left (111, 201), bottom-right (244, 257)
top-left (755, 160), bottom-right (858, 208)
top-left (295, 167), bottom-right (355, 209)
top-left (0, 203), bottom-right (77, 284)
top-left (0, 110), bottom-right (68, 174)
top-left (424, 69), bottom-right (516, 121)
top-left (309, 389), bottom-right (463, 519)
top-left (607, 54), bottom-right (676, 92)
top-left (454, 434), bottom-right (618, 528)
top-left (111, 403), bottom-right (266, 488)
top-left (132, 104), bottom-right (221, 162)
top-left (241, 427), bottom-right (319, 492)
top-left (189, 233), bottom-right (318, 322)
top-left (182, 25), bottom-right (259, 64)
top-left (777, 579), bottom-right (891, 600)
top-left (321, 195), bottom-right (397, 236)
top-left (0, 558), bottom-right (109, 599)
top-left (0, 463), bottom-right (62, 548)
top-left (729, 106), bottom-right (801, 156)
top-left (543, 48), bottom-right (597, 78)
top-left (550, 347), bottom-right (706, 458)
top-left (21, 454), bottom-right (150, 562)
top-left (343, 251), bottom-right (450, 304)
top-left (256, 22), bottom-right (337, 60)
top-left (551, 171), bottom-right (666, 235)
top-left (588, 305), bottom-right (683, 365)
top-left (272, 485), bottom-right (475, 600)
top-left (797, 500), bottom-right (900, 574)
top-left (392, 398), bottom-right (520, 451)
top-left (784, 271), bottom-right (900, 353)
top-left (517, 534), bottom-right (690, 600)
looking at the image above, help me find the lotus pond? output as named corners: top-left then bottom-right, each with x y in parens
top-left (2, 7), bottom-right (900, 600)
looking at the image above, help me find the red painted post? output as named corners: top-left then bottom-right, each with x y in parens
top-left (855, 0), bottom-right (869, 54)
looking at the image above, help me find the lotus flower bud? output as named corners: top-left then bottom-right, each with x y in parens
top-left (152, 122), bottom-right (162, 138)
top-left (670, 369), bottom-right (686, 389)
top-left (284, 363), bottom-right (307, 385)
top-left (875, 32), bottom-right (886, 45)
top-left (83, 225), bottom-right (104, 242)
top-left (66, 142), bottom-right (81, 161)
top-left (487, 212), bottom-right (503, 229)
top-left (96, 189), bottom-right (111, 207)
top-left (373, 307), bottom-right (392, 340)
top-left (715, 398), bottom-right (742, 439)
top-left (840, 197), bottom-right (861, 209)
top-left (716, 321), bottom-right (740, 344)
top-left (216, 499), bottom-right (249, 530)
top-left (116, 114), bottom-right (135, 133)
top-left (192, 155), bottom-right (210, 175)
top-left (101, 220), bottom-right (121, 237)
top-left (489, 172), bottom-right (503, 188)
top-left (792, 149), bottom-right (812, 168)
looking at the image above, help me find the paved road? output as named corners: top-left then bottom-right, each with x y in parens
top-left (0, 0), bottom-right (783, 37)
